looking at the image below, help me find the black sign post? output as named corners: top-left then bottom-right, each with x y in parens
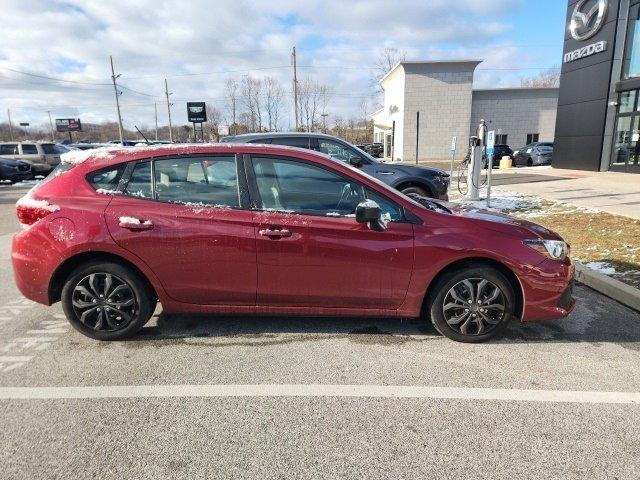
top-left (187, 102), bottom-right (207, 142)
top-left (56, 118), bottom-right (82, 143)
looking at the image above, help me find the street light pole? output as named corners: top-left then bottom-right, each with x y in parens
top-left (47, 111), bottom-right (55, 141)
top-left (7, 109), bottom-right (14, 142)
top-left (109, 55), bottom-right (125, 144)
top-left (165, 79), bottom-right (174, 143)
top-left (154, 102), bottom-right (159, 141)
top-left (292, 46), bottom-right (299, 131)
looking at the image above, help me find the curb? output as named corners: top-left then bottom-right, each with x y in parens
top-left (575, 263), bottom-right (640, 312)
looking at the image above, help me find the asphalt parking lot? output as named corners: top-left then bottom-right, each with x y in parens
top-left (0, 183), bottom-right (639, 479)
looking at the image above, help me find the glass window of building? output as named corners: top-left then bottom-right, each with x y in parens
top-left (623, 1), bottom-right (640, 79)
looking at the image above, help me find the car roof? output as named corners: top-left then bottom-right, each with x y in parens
top-left (223, 132), bottom-right (350, 142)
top-left (60, 143), bottom-right (348, 171)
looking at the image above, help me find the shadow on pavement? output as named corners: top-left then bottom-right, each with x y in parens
top-left (123, 286), bottom-right (640, 349)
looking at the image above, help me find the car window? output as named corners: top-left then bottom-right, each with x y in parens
top-left (87, 165), bottom-right (126, 191)
top-left (154, 156), bottom-right (240, 207)
top-left (0, 144), bottom-right (18, 155)
top-left (537, 146), bottom-right (553, 154)
top-left (317, 139), bottom-right (359, 163)
top-left (124, 161), bottom-right (153, 199)
top-left (41, 144), bottom-right (56, 154)
top-left (54, 144), bottom-right (71, 154)
top-left (252, 156), bottom-right (365, 216)
top-left (268, 137), bottom-right (309, 148)
top-left (21, 144), bottom-right (38, 155)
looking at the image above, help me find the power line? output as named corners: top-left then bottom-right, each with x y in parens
top-left (0, 65), bottom-right (110, 85)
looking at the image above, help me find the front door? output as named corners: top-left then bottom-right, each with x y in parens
top-left (247, 154), bottom-right (414, 310)
top-left (104, 155), bottom-right (257, 306)
top-left (611, 89), bottom-right (640, 173)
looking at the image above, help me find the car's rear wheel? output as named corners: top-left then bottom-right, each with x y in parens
top-left (428, 266), bottom-right (515, 343)
top-left (400, 185), bottom-right (431, 198)
top-left (61, 262), bottom-right (156, 340)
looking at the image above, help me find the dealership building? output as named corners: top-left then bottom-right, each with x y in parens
top-left (556, 0), bottom-right (640, 173)
top-left (372, 60), bottom-right (559, 163)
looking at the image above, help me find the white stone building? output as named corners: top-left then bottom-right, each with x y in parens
top-left (372, 60), bottom-right (559, 163)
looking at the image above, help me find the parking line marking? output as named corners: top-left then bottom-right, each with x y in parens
top-left (0, 356), bottom-right (33, 363)
top-left (0, 384), bottom-right (639, 404)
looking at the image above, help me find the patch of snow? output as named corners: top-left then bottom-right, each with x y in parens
top-left (60, 147), bottom-right (122, 165)
top-left (16, 196), bottom-right (59, 213)
top-left (96, 188), bottom-right (123, 195)
top-left (585, 261), bottom-right (617, 276)
top-left (119, 216), bottom-right (152, 226)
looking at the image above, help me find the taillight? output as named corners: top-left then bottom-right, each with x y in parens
top-left (16, 197), bottom-right (60, 226)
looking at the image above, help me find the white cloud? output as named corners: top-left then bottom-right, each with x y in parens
top-left (0, 0), bottom-right (557, 133)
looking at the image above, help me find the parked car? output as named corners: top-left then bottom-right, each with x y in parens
top-left (367, 143), bottom-right (384, 158)
top-left (483, 144), bottom-right (514, 168)
top-left (0, 141), bottom-right (63, 175)
top-left (12, 144), bottom-right (575, 343)
top-left (512, 142), bottom-right (553, 167)
top-left (0, 157), bottom-right (32, 183)
top-left (71, 143), bottom-right (104, 151)
top-left (222, 132), bottom-right (450, 200)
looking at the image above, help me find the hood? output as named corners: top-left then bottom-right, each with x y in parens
top-left (429, 200), bottom-right (562, 241)
top-left (0, 157), bottom-right (29, 167)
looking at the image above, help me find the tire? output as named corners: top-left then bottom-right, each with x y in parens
top-left (61, 261), bottom-right (156, 340)
top-left (526, 158), bottom-right (533, 167)
top-left (428, 265), bottom-right (515, 343)
top-left (400, 185), bottom-right (431, 198)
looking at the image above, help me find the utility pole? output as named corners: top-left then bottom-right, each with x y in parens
top-left (292, 46), bottom-right (299, 131)
top-left (321, 112), bottom-right (328, 133)
top-left (109, 55), bottom-right (125, 144)
top-left (47, 111), bottom-right (55, 141)
top-left (154, 102), bottom-right (159, 141)
top-left (165, 79), bottom-right (174, 143)
top-left (7, 109), bottom-right (14, 142)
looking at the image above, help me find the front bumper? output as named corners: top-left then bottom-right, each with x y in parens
top-left (521, 259), bottom-right (575, 322)
top-left (0, 168), bottom-right (32, 182)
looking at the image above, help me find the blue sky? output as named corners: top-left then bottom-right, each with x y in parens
top-left (0, 0), bottom-right (569, 130)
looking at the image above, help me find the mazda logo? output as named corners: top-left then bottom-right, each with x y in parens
top-left (570, 0), bottom-right (607, 41)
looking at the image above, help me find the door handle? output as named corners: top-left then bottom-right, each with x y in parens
top-left (119, 218), bottom-right (154, 231)
top-left (259, 228), bottom-right (292, 238)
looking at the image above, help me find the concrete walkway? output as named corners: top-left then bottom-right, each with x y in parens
top-left (489, 166), bottom-right (640, 220)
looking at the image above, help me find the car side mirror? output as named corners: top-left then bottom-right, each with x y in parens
top-left (349, 156), bottom-right (363, 168)
top-left (355, 200), bottom-right (387, 231)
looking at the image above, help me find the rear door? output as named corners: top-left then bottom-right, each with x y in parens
top-left (41, 143), bottom-right (61, 167)
top-left (104, 154), bottom-right (257, 306)
top-left (246, 154), bottom-right (414, 310)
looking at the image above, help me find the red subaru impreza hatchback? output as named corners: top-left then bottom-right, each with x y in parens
top-left (11, 144), bottom-right (574, 343)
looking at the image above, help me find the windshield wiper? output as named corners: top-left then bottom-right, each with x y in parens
top-left (406, 193), bottom-right (451, 213)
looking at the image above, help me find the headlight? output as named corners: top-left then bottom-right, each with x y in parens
top-left (524, 239), bottom-right (568, 260)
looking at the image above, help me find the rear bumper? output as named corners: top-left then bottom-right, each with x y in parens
top-left (12, 229), bottom-right (61, 305)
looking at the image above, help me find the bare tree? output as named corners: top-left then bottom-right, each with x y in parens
top-left (263, 76), bottom-right (284, 132)
top-left (298, 77), bottom-right (331, 132)
top-left (241, 76), bottom-right (263, 132)
top-left (224, 78), bottom-right (239, 135)
top-left (520, 66), bottom-right (561, 88)
top-left (206, 105), bottom-right (222, 141)
top-left (370, 46), bottom-right (407, 101)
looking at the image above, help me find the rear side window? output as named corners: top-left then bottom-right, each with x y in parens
top-left (0, 144), bottom-right (18, 155)
top-left (87, 165), bottom-right (126, 191)
top-left (21, 144), bottom-right (38, 154)
top-left (268, 137), bottom-right (310, 148)
top-left (41, 144), bottom-right (56, 154)
top-left (124, 161), bottom-right (153, 199)
top-left (154, 156), bottom-right (240, 207)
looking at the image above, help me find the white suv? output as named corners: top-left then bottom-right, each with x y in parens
top-left (0, 142), bottom-right (68, 175)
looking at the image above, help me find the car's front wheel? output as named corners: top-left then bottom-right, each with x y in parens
top-left (61, 261), bottom-right (156, 340)
top-left (428, 266), bottom-right (515, 343)
top-left (400, 185), bottom-right (431, 198)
